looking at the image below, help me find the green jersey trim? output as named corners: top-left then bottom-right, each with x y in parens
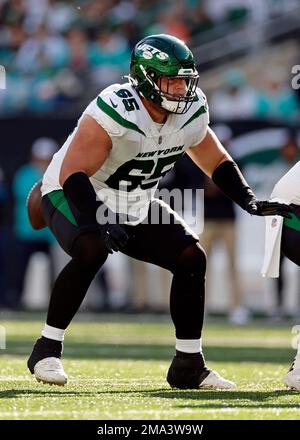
top-left (284, 213), bottom-right (300, 232)
top-left (180, 104), bottom-right (207, 130)
top-left (47, 190), bottom-right (78, 226)
top-left (97, 97), bottom-right (146, 136)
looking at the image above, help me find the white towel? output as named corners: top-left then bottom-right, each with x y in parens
top-left (261, 214), bottom-right (283, 278)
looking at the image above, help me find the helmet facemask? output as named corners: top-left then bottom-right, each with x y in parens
top-left (132, 65), bottom-right (199, 114)
top-left (156, 71), bottom-right (199, 114)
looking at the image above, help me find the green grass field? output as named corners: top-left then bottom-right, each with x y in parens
top-left (0, 312), bottom-right (299, 420)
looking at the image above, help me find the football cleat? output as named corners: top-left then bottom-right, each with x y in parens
top-left (167, 351), bottom-right (236, 390)
top-left (33, 357), bottom-right (68, 386)
top-left (27, 336), bottom-right (67, 385)
top-left (198, 370), bottom-right (236, 390)
top-left (284, 359), bottom-right (300, 391)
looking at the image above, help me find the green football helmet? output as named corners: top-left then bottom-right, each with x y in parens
top-left (129, 34), bottom-right (199, 114)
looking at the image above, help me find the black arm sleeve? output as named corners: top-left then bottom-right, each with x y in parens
top-left (63, 171), bottom-right (100, 219)
top-left (211, 160), bottom-right (255, 210)
top-left (63, 171), bottom-right (129, 252)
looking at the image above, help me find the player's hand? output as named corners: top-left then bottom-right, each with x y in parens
top-left (245, 197), bottom-right (293, 218)
top-left (100, 223), bottom-right (129, 254)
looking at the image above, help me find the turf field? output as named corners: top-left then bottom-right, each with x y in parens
top-left (0, 312), bottom-right (299, 420)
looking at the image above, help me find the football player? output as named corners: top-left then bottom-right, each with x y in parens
top-left (262, 160), bottom-right (300, 390)
top-left (27, 34), bottom-right (292, 389)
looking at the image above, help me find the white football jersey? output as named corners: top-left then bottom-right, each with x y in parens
top-left (271, 161), bottom-right (300, 205)
top-left (42, 82), bottom-right (209, 224)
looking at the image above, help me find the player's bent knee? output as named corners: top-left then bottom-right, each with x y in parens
top-left (175, 242), bottom-right (206, 277)
top-left (71, 232), bottom-right (109, 267)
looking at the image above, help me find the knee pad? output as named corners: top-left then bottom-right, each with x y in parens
top-left (175, 243), bottom-right (206, 278)
top-left (72, 232), bottom-right (109, 268)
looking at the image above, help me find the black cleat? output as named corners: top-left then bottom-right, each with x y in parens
top-left (167, 351), bottom-right (209, 389)
top-left (27, 336), bottom-right (63, 373)
top-left (167, 351), bottom-right (236, 390)
top-left (27, 337), bottom-right (67, 385)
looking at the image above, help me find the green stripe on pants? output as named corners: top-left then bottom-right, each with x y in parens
top-left (47, 190), bottom-right (78, 226)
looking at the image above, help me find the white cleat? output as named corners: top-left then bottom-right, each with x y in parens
top-left (199, 370), bottom-right (236, 390)
top-left (33, 357), bottom-right (68, 386)
top-left (284, 368), bottom-right (300, 391)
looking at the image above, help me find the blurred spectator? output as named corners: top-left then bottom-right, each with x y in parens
top-left (7, 137), bottom-right (57, 309)
top-left (0, 0), bottom-right (26, 26)
top-left (146, 4), bottom-right (191, 42)
top-left (44, 0), bottom-right (77, 35)
top-left (89, 30), bottom-right (131, 90)
top-left (1, 0), bottom-right (299, 117)
top-left (209, 69), bottom-right (257, 121)
top-left (65, 27), bottom-right (90, 74)
top-left (200, 124), bottom-right (250, 324)
top-left (189, 3), bottom-right (214, 38)
top-left (109, 0), bottom-right (138, 27)
top-left (14, 24), bottom-right (69, 75)
top-left (204, 0), bottom-right (268, 25)
top-left (21, 0), bottom-right (49, 35)
top-left (255, 69), bottom-right (299, 123)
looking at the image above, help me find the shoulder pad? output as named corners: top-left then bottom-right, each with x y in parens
top-left (96, 83), bottom-right (143, 134)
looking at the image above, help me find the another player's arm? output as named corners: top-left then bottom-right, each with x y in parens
top-left (187, 127), bottom-right (292, 218)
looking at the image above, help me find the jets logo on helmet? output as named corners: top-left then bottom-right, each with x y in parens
top-left (138, 43), bottom-right (169, 61)
top-left (129, 34), bottom-right (199, 114)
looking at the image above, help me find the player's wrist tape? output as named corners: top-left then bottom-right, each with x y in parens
top-left (63, 171), bottom-right (100, 218)
top-left (211, 160), bottom-right (255, 210)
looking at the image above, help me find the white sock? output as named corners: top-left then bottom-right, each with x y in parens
top-left (41, 324), bottom-right (65, 342)
top-left (176, 338), bottom-right (202, 354)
